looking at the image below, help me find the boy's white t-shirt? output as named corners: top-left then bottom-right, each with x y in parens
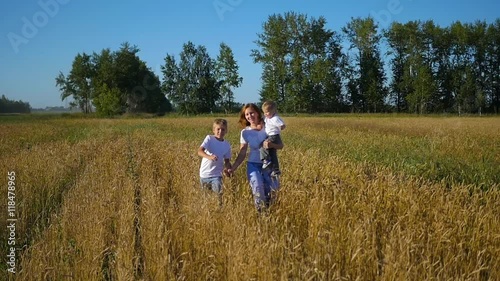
top-left (199, 135), bottom-right (231, 178)
top-left (264, 115), bottom-right (285, 136)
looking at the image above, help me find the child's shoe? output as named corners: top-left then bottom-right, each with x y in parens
top-left (262, 159), bottom-right (272, 169)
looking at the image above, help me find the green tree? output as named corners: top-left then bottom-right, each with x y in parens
top-left (252, 13), bottom-right (289, 107)
top-left (252, 12), bottom-right (344, 113)
top-left (214, 42), bottom-right (243, 113)
top-left (94, 42), bottom-right (170, 115)
top-left (469, 21), bottom-right (489, 114)
top-left (91, 48), bottom-right (116, 91)
top-left (486, 19), bottom-right (500, 113)
top-left (343, 17), bottom-right (387, 112)
top-left (57, 42), bottom-right (171, 116)
top-left (386, 20), bottom-right (438, 113)
top-left (162, 42), bottom-right (220, 114)
top-left (56, 52), bottom-right (94, 113)
top-left (309, 32), bottom-right (344, 112)
top-left (91, 48), bottom-right (122, 115)
top-left (114, 43), bottom-right (153, 113)
top-left (384, 18), bottom-right (500, 114)
top-left (161, 54), bottom-right (179, 106)
top-left (449, 21), bottom-right (474, 114)
top-left (92, 83), bottom-right (121, 116)
top-left (0, 95), bottom-right (31, 113)
top-left (385, 21), bottom-right (417, 112)
top-left (407, 60), bottom-right (436, 114)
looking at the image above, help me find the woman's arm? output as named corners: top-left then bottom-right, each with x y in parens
top-left (263, 140), bottom-right (283, 150)
top-left (231, 143), bottom-right (248, 172)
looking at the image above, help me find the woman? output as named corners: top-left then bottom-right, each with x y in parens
top-left (231, 103), bottom-right (283, 211)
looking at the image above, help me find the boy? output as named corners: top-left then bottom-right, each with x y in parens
top-left (197, 119), bottom-right (232, 201)
top-left (260, 101), bottom-right (285, 176)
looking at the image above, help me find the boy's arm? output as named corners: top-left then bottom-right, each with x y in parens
top-left (223, 158), bottom-right (232, 176)
top-left (197, 146), bottom-right (217, 161)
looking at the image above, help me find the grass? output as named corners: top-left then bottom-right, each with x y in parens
top-left (286, 116), bottom-right (499, 188)
top-left (0, 114), bottom-right (498, 280)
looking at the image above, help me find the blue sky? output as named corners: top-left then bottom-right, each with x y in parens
top-left (1, 0), bottom-right (499, 109)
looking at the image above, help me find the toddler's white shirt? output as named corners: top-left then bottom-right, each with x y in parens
top-left (264, 115), bottom-right (285, 136)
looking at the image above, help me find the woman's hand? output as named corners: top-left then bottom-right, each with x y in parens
top-left (223, 168), bottom-right (233, 177)
top-left (263, 140), bottom-right (283, 150)
top-left (263, 140), bottom-right (270, 149)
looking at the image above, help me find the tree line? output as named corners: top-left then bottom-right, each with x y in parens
top-left (57, 13), bottom-right (500, 115)
top-left (56, 42), bottom-right (242, 116)
top-left (0, 95), bottom-right (31, 113)
top-left (56, 43), bottom-right (171, 116)
top-left (254, 13), bottom-right (500, 114)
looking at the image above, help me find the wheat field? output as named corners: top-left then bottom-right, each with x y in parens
top-left (0, 115), bottom-right (499, 280)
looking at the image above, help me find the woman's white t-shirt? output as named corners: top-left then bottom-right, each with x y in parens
top-left (240, 127), bottom-right (268, 163)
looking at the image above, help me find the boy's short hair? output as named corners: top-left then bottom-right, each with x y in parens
top-left (213, 118), bottom-right (227, 127)
top-left (262, 100), bottom-right (277, 111)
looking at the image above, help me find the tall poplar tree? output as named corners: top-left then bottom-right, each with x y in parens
top-left (343, 17), bottom-right (387, 112)
top-left (215, 42), bottom-right (243, 113)
top-left (252, 12), bottom-right (344, 112)
top-left (252, 13), bottom-right (289, 107)
top-left (486, 19), bottom-right (500, 113)
top-left (161, 42), bottom-right (220, 114)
